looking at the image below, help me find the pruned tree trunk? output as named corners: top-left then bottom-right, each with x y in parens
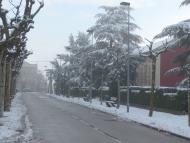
top-left (4, 60), bottom-right (12, 111)
top-left (143, 39), bottom-right (168, 117)
top-left (0, 54), bottom-right (6, 117)
top-left (0, 52), bottom-right (4, 117)
top-left (188, 76), bottom-right (190, 126)
top-left (10, 61), bottom-right (17, 99)
top-left (149, 58), bottom-right (156, 117)
top-left (10, 75), bottom-right (17, 98)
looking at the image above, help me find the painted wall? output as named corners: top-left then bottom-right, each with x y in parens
top-left (136, 57), bottom-right (152, 86)
top-left (160, 48), bottom-right (187, 87)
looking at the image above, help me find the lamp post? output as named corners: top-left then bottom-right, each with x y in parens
top-left (120, 2), bottom-right (130, 112)
top-left (47, 69), bottom-right (53, 94)
top-left (100, 69), bottom-right (103, 105)
top-left (68, 55), bottom-right (71, 97)
top-left (87, 29), bottom-right (94, 103)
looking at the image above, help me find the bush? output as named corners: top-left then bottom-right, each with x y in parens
top-left (120, 87), bottom-right (188, 114)
top-left (75, 87), bottom-right (187, 114)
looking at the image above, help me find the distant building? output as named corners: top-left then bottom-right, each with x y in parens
top-left (17, 62), bottom-right (47, 92)
top-left (136, 47), bottom-right (187, 87)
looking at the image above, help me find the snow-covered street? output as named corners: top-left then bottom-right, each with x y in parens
top-left (1, 0), bottom-right (190, 143)
top-left (1, 92), bottom-right (189, 143)
top-left (48, 94), bottom-right (190, 139)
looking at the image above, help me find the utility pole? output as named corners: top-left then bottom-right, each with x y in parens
top-left (68, 56), bottom-right (71, 97)
top-left (100, 70), bottom-right (103, 105)
top-left (57, 55), bottom-right (62, 95)
top-left (87, 29), bottom-right (94, 103)
top-left (90, 61), bottom-right (93, 103)
top-left (116, 47), bottom-right (121, 109)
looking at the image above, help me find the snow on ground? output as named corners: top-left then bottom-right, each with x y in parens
top-left (48, 94), bottom-right (190, 139)
top-left (0, 93), bottom-right (33, 142)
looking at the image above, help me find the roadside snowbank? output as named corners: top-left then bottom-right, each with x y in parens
top-left (0, 93), bottom-right (32, 142)
top-left (49, 94), bottom-right (190, 139)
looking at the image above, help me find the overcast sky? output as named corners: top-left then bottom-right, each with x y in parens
top-left (26, 0), bottom-right (190, 71)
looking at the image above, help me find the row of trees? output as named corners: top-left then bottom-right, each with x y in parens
top-left (47, 4), bottom-right (142, 103)
top-left (48, 1), bottom-right (190, 125)
top-left (0, 0), bottom-right (43, 117)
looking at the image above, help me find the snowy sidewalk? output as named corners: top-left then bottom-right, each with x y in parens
top-left (0, 93), bottom-right (32, 142)
top-left (48, 94), bottom-right (190, 139)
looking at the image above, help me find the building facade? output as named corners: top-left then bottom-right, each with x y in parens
top-left (136, 47), bottom-right (188, 87)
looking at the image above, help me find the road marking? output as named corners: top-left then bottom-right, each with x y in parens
top-left (38, 96), bottom-right (49, 99)
top-left (70, 114), bottom-right (123, 143)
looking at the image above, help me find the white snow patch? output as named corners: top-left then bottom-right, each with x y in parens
top-left (48, 94), bottom-right (190, 139)
top-left (18, 115), bottom-right (33, 143)
top-left (0, 93), bottom-right (33, 142)
top-left (0, 93), bottom-right (26, 140)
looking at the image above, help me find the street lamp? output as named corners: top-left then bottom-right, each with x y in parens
top-left (87, 29), bottom-right (94, 103)
top-left (120, 2), bottom-right (130, 6)
top-left (120, 1), bottom-right (130, 112)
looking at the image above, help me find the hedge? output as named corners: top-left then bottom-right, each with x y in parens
top-left (69, 87), bottom-right (188, 114)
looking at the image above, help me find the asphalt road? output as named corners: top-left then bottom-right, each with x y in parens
top-left (22, 92), bottom-right (189, 143)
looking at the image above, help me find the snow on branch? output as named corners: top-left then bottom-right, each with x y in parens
top-left (155, 19), bottom-right (190, 39)
top-left (165, 64), bottom-right (190, 76)
top-left (181, 0), bottom-right (190, 6)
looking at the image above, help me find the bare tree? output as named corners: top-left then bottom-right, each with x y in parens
top-left (0, 0), bottom-right (44, 116)
top-left (141, 39), bottom-right (168, 117)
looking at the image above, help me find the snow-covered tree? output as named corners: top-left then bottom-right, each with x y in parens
top-left (51, 4), bottom-right (142, 107)
top-left (155, 0), bottom-right (190, 48)
top-left (181, 0), bottom-right (190, 6)
top-left (50, 32), bottom-right (92, 96)
top-left (91, 5), bottom-right (142, 83)
top-left (155, 0), bottom-right (190, 126)
top-left (89, 5), bottom-right (142, 107)
top-left (70, 32), bottom-right (91, 87)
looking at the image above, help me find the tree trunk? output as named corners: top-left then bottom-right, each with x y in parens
top-left (149, 58), bottom-right (156, 117)
top-left (188, 76), bottom-right (190, 126)
top-left (0, 53), bottom-right (4, 117)
top-left (49, 73), bottom-right (53, 94)
top-left (10, 62), bottom-right (17, 99)
top-left (10, 75), bottom-right (16, 98)
top-left (4, 60), bottom-right (12, 111)
top-left (117, 79), bottom-right (120, 109)
top-left (0, 53), bottom-right (6, 117)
